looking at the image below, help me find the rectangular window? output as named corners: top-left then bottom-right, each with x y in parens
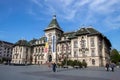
top-left (91, 49), bottom-right (95, 56)
top-left (62, 44), bottom-right (65, 51)
top-left (26, 48), bottom-right (28, 53)
top-left (80, 39), bottom-right (86, 48)
top-left (74, 51), bottom-right (77, 57)
top-left (74, 41), bottom-right (78, 48)
top-left (90, 38), bottom-right (95, 47)
top-left (20, 48), bottom-right (22, 52)
top-left (36, 48), bottom-right (37, 53)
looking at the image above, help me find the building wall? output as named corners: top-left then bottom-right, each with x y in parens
top-left (11, 46), bottom-right (31, 64)
top-left (11, 34), bottom-right (110, 66)
top-left (0, 41), bottom-right (13, 62)
top-left (32, 46), bottom-right (46, 64)
top-left (11, 30), bottom-right (111, 66)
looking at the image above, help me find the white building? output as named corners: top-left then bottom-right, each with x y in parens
top-left (11, 15), bottom-right (111, 66)
top-left (11, 40), bottom-right (31, 64)
top-left (0, 40), bottom-right (13, 63)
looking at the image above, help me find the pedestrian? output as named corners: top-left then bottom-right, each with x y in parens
top-left (110, 62), bottom-right (115, 72)
top-left (48, 62), bottom-right (51, 68)
top-left (105, 63), bottom-right (109, 71)
top-left (52, 62), bottom-right (57, 72)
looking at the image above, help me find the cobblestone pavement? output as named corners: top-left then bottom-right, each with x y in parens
top-left (0, 64), bottom-right (120, 80)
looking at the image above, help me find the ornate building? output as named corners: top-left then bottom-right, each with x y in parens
top-left (11, 15), bottom-right (111, 66)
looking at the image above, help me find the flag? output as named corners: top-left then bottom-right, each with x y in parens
top-left (44, 42), bottom-right (48, 53)
top-left (52, 36), bottom-right (56, 52)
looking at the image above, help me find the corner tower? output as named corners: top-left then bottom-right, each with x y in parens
top-left (44, 15), bottom-right (63, 63)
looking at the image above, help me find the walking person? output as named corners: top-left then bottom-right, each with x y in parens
top-left (105, 63), bottom-right (109, 71)
top-left (52, 62), bottom-right (57, 72)
top-left (110, 62), bottom-right (115, 72)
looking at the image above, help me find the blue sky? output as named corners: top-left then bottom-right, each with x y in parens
top-left (0, 0), bottom-right (120, 51)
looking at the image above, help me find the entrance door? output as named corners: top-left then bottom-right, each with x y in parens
top-left (48, 55), bottom-right (52, 62)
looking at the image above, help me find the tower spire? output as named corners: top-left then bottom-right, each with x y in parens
top-left (53, 14), bottom-right (56, 19)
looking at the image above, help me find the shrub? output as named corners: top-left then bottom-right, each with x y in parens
top-left (67, 60), bottom-right (73, 66)
top-left (78, 61), bottom-right (82, 68)
top-left (82, 61), bottom-right (87, 68)
top-left (61, 59), bottom-right (66, 67)
top-left (57, 63), bottom-right (61, 68)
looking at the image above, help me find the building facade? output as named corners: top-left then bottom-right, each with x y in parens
top-left (11, 15), bottom-right (111, 66)
top-left (0, 40), bottom-right (13, 63)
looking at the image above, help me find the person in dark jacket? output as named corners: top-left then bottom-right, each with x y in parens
top-left (105, 63), bottom-right (109, 71)
top-left (52, 62), bottom-right (57, 72)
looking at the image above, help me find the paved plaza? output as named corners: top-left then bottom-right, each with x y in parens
top-left (0, 64), bottom-right (120, 80)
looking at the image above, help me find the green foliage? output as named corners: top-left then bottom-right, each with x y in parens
top-left (82, 61), bottom-right (87, 68)
top-left (78, 61), bottom-right (82, 68)
top-left (61, 59), bottom-right (87, 68)
top-left (57, 63), bottom-right (61, 68)
top-left (67, 60), bottom-right (73, 66)
top-left (71, 61), bottom-right (75, 67)
top-left (74, 60), bottom-right (78, 66)
top-left (61, 59), bottom-right (66, 67)
top-left (110, 49), bottom-right (120, 64)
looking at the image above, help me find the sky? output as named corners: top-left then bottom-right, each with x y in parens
top-left (0, 0), bottom-right (120, 51)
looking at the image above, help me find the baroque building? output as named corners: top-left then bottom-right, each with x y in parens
top-left (11, 15), bottom-right (111, 66)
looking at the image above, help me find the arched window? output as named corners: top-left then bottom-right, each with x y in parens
top-left (92, 59), bottom-right (95, 65)
top-left (83, 59), bottom-right (85, 62)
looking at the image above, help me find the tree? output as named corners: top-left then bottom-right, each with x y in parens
top-left (110, 49), bottom-right (120, 64)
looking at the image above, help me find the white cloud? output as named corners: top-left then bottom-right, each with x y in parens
top-left (89, 0), bottom-right (119, 14)
top-left (27, 8), bottom-right (36, 16)
top-left (104, 15), bottom-right (120, 29)
top-left (60, 0), bottom-right (74, 6)
top-left (29, 0), bottom-right (120, 30)
top-left (31, 0), bottom-right (42, 7)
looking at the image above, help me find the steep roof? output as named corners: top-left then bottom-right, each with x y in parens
top-left (14, 40), bottom-right (30, 47)
top-left (44, 15), bottom-right (63, 32)
top-left (0, 40), bottom-right (14, 45)
top-left (76, 27), bottom-right (100, 36)
top-left (39, 36), bottom-right (46, 41)
top-left (29, 38), bottom-right (38, 45)
top-left (75, 27), bottom-right (111, 47)
top-left (63, 32), bottom-right (77, 39)
top-left (87, 27), bottom-right (100, 35)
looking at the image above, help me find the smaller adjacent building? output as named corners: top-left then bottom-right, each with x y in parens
top-left (0, 40), bottom-right (13, 63)
top-left (11, 40), bottom-right (31, 64)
